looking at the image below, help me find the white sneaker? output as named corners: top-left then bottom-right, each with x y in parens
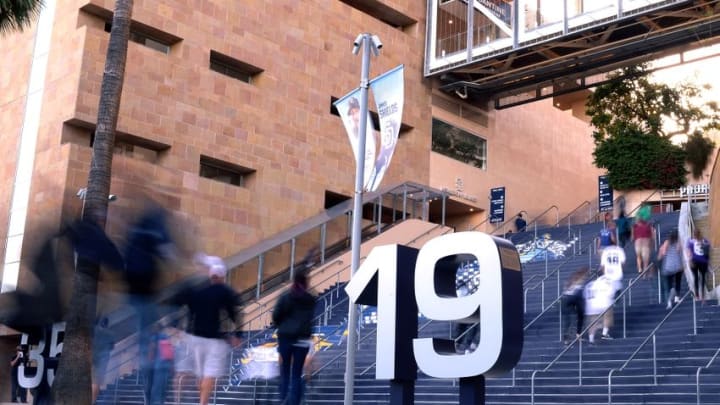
top-left (674, 296), bottom-right (680, 304)
top-left (666, 301), bottom-right (672, 310)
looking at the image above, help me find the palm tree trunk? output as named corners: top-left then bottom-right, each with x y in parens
top-left (51, 0), bottom-right (133, 402)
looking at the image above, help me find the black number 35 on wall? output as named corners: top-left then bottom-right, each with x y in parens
top-left (345, 231), bottom-right (524, 405)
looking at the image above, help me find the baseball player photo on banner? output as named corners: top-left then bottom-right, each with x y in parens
top-left (334, 89), bottom-right (377, 190)
top-left (367, 65), bottom-right (404, 192)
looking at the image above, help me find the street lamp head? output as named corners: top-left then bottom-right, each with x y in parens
top-left (370, 35), bottom-right (382, 50)
top-left (352, 33), bottom-right (364, 55)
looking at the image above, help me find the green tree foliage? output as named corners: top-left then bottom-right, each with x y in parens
top-left (684, 131), bottom-right (716, 178)
top-left (0, 0), bottom-right (43, 33)
top-left (586, 64), bottom-right (719, 187)
top-left (593, 125), bottom-right (687, 190)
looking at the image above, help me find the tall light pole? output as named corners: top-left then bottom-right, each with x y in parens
top-left (344, 32), bottom-right (381, 405)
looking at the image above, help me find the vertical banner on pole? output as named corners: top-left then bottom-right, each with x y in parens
top-left (489, 187), bottom-right (505, 224)
top-left (598, 175), bottom-right (613, 212)
top-left (368, 65), bottom-right (404, 192)
top-left (335, 90), bottom-right (377, 190)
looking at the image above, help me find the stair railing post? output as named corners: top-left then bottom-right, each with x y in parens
top-left (608, 369), bottom-right (614, 405)
top-left (622, 294), bottom-right (626, 338)
top-left (579, 338), bottom-right (583, 386)
top-left (628, 279), bottom-right (633, 306)
top-left (556, 270), bottom-right (561, 304)
top-left (693, 297), bottom-right (697, 335)
top-left (545, 249), bottom-right (549, 276)
top-left (512, 368), bottom-right (516, 387)
top-left (256, 254), bottom-right (264, 300)
top-left (441, 191), bottom-right (447, 226)
top-left (558, 295), bottom-right (563, 342)
top-left (657, 271), bottom-right (661, 304)
top-left (402, 185), bottom-right (407, 220)
top-left (290, 238), bottom-right (296, 282)
top-left (579, 229), bottom-right (582, 255)
top-left (113, 374), bottom-right (119, 404)
top-left (653, 334), bottom-right (657, 385)
top-left (541, 281), bottom-right (545, 311)
top-left (377, 195), bottom-right (382, 234)
top-left (320, 223), bottom-right (327, 264)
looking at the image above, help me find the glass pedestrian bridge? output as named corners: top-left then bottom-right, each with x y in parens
top-left (427, 0), bottom-right (686, 75)
top-left (427, 0), bottom-right (720, 107)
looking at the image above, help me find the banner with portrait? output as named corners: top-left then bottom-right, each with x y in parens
top-left (334, 89), bottom-right (377, 190)
top-left (368, 65), bottom-right (404, 192)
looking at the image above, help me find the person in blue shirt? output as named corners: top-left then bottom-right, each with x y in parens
top-left (515, 213), bottom-right (527, 233)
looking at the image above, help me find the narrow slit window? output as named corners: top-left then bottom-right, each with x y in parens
top-left (209, 51), bottom-right (263, 84)
top-left (102, 21), bottom-right (180, 54)
top-left (199, 155), bottom-right (256, 187)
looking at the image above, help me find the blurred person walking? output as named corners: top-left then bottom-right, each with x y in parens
top-left (598, 240), bottom-right (625, 340)
top-left (632, 208), bottom-right (655, 277)
top-left (146, 323), bottom-right (176, 405)
top-left (597, 222), bottom-right (617, 256)
top-left (92, 317), bottom-right (115, 404)
top-left (122, 201), bottom-right (176, 398)
top-left (687, 229), bottom-right (711, 303)
top-left (615, 212), bottom-right (632, 248)
top-left (584, 275), bottom-right (616, 344)
top-left (173, 254), bottom-right (239, 405)
top-left (10, 345), bottom-right (27, 403)
top-left (658, 229), bottom-right (683, 309)
top-left (561, 268), bottom-right (589, 344)
top-left (272, 271), bottom-right (316, 405)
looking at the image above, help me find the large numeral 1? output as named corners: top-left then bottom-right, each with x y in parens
top-left (345, 244), bottom-right (419, 381)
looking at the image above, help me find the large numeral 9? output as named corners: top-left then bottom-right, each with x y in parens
top-left (414, 232), bottom-right (522, 378)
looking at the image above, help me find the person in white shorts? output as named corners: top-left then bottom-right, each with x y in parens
top-left (598, 241), bottom-right (625, 340)
top-left (174, 254), bottom-right (240, 405)
top-left (584, 275), bottom-right (616, 344)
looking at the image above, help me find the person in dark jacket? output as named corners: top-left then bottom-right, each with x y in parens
top-left (272, 271), bottom-right (316, 405)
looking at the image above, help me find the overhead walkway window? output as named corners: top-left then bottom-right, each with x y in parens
top-left (431, 118), bottom-right (487, 170)
top-left (426, 0), bottom-right (679, 75)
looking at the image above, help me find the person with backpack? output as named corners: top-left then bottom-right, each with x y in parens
top-left (615, 212), bottom-right (632, 248)
top-left (173, 254), bottom-right (240, 405)
top-left (658, 229), bottom-right (683, 309)
top-left (148, 322), bottom-right (176, 405)
top-left (687, 229), bottom-right (711, 303)
top-left (10, 345), bottom-right (27, 403)
top-left (597, 222), bottom-right (616, 256)
top-left (561, 267), bottom-right (589, 344)
top-left (272, 271), bottom-right (316, 405)
top-left (632, 211), bottom-right (655, 277)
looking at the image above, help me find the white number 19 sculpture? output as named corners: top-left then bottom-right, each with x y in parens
top-left (345, 232), bottom-right (523, 405)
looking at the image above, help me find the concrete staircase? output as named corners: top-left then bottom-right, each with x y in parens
top-left (98, 211), bottom-right (720, 404)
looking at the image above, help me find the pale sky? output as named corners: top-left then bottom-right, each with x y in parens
top-left (650, 46), bottom-right (720, 143)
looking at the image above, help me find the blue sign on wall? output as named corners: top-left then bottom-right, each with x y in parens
top-left (599, 175), bottom-right (613, 212)
top-left (490, 187), bottom-right (505, 223)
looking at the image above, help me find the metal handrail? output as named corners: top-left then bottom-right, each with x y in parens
top-left (525, 205), bottom-right (560, 237)
top-left (555, 200), bottom-right (591, 228)
top-left (492, 210), bottom-right (528, 236)
top-left (470, 215), bottom-right (490, 231)
top-left (696, 345), bottom-right (720, 404)
top-left (239, 221), bottom-right (451, 334)
top-left (523, 239), bottom-right (594, 314)
top-left (530, 262), bottom-right (655, 404)
top-left (311, 319), bottom-right (380, 377)
top-left (608, 290), bottom-right (695, 404)
top-left (359, 318), bottom-right (435, 376)
top-left (241, 258), bottom-right (344, 319)
top-left (627, 190), bottom-right (660, 217)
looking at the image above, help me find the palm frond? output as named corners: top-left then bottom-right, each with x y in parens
top-left (0, 0), bottom-right (44, 34)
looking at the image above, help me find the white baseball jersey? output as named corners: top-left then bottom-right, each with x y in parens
top-left (584, 276), bottom-right (616, 315)
top-left (600, 245), bottom-right (625, 283)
